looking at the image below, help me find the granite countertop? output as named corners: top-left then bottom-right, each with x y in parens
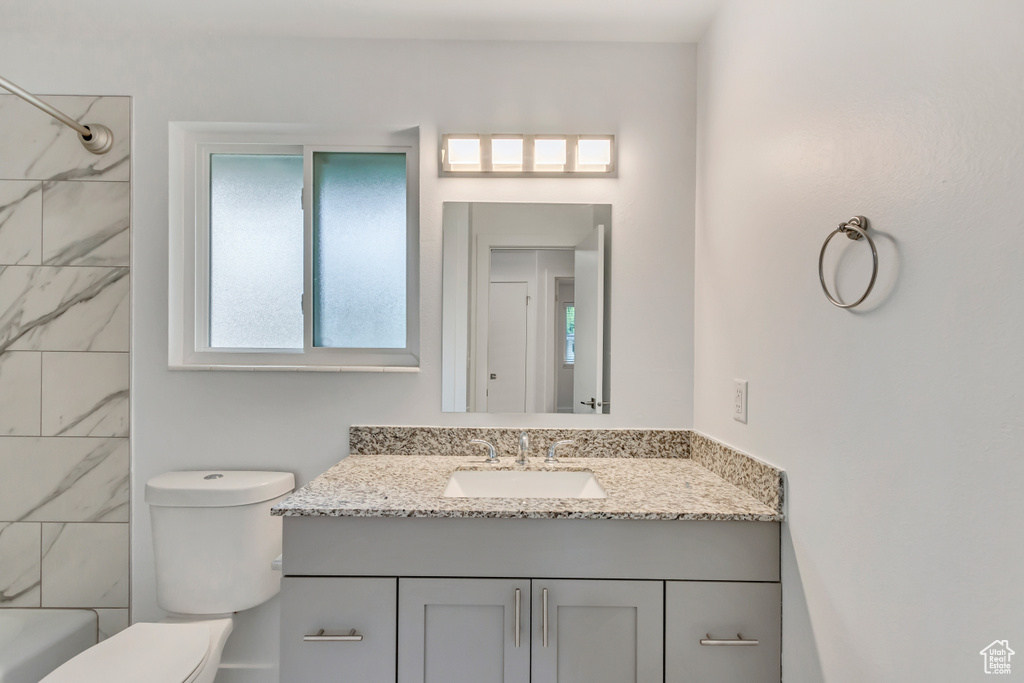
top-left (271, 454), bottom-right (782, 522)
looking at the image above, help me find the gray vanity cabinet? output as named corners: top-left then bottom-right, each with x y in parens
top-left (396, 577), bottom-right (662, 683)
top-left (280, 517), bottom-right (782, 683)
top-left (665, 581), bottom-right (781, 683)
top-left (397, 578), bottom-right (531, 683)
top-left (531, 579), bottom-right (664, 683)
top-left (280, 577), bottom-right (397, 683)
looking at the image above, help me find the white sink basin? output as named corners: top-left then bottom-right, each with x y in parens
top-left (444, 470), bottom-right (607, 499)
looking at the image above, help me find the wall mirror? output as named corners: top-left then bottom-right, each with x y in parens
top-left (441, 202), bottom-right (611, 414)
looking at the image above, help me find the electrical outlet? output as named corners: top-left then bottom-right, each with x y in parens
top-left (733, 379), bottom-right (748, 424)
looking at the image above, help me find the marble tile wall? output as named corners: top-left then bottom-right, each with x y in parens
top-left (0, 94), bottom-right (130, 639)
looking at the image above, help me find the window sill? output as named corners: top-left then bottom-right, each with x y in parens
top-left (169, 364), bottom-right (420, 373)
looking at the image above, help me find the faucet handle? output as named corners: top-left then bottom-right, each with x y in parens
top-left (545, 440), bottom-right (575, 464)
top-left (469, 439), bottom-right (499, 463)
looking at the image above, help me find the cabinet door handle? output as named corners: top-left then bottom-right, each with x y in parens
top-left (514, 588), bottom-right (521, 648)
top-left (699, 633), bottom-right (759, 646)
top-left (542, 588), bottom-right (549, 647)
top-left (303, 628), bottom-right (363, 642)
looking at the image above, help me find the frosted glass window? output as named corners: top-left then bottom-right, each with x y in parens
top-left (209, 154), bottom-right (304, 349)
top-left (313, 152), bottom-right (407, 348)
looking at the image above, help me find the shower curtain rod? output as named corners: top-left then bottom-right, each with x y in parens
top-left (0, 75), bottom-right (114, 154)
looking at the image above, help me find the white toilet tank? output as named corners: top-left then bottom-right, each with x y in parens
top-left (145, 470), bottom-right (295, 616)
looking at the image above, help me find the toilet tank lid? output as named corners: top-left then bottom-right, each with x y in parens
top-left (145, 471), bottom-right (295, 507)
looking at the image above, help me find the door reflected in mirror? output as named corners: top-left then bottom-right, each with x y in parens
top-left (441, 202), bottom-right (611, 414)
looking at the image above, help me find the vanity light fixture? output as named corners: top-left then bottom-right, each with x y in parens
top-left (440, 133), bottom-right (615, 177)
top-left (577, 136), bottom-right (613, 171)
top-left (491, 136), bottom-right (524, 171)
top-left (445, 136), bottom-right (482, 172)
top-left (534, 137), bottom-right (567, 172)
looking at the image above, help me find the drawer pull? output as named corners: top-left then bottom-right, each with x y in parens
top-left (514, 588), bottom-right (521, 648)
top-left (700, 633), bottom-right (759, 646)
top-left (304, 628), bottom-right (363, 642)
top-left (542, 588), bottom-right (549, 648)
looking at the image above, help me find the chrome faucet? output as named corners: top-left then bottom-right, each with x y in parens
top-left (469, 439), bottom-right (499, 464)
top-left (545, 440), bottom-right (574, 464)
top-left (517, 431), bottom-right (529, 466)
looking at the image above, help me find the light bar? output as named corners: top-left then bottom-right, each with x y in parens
top-left (440, 134), bottom-right (615, 176)
top-left (491, 136), bottom-right (524, 171)
top-left (535, 138), bottom-right (567, 168)
top-left (577, 137), bottom-right (613, 171)
top-left (445, 136), bottom-right (482, 171)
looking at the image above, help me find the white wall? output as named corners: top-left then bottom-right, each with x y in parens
top-left (441, 203), bottom-right (471, 411)
top-left (696, 1), bottom-right (1024, 680)
top-left (0, 33), bottom-right (696, 677)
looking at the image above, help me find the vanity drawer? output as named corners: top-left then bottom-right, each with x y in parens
top-left (665, 581), bottom-right (781, 683)
top-left (280, 577), bottom-right (397, 683)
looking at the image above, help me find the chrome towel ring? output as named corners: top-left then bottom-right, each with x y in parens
top-left (818, 216), bottom-right (878, 309)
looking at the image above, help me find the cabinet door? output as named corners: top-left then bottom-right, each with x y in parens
top-left (280, 577), bottom-right (397, 683)
top-left (398, 578), bottom-right (531, 683)
top-left (665, 581), bottom-right (781, 683)
top-left (531, 579), bottom-right (663, 683)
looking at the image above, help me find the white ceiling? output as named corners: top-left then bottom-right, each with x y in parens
top-left (4, 0), bottom-right (725, 43)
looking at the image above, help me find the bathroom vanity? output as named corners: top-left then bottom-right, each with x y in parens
top-left (273, 429), bottom-right (784, 683)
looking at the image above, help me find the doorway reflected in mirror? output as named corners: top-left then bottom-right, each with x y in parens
top-left (441, 202), bottom-right (611, 414)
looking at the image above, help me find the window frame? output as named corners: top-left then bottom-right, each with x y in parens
top-left (169, 124), bottom-right (420, 371)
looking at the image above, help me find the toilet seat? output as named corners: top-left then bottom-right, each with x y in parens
top-left (41, 622), bottom-right (212, 683)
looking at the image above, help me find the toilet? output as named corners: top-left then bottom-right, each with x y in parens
top-left (42, 470), bottom-right (295, 683)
